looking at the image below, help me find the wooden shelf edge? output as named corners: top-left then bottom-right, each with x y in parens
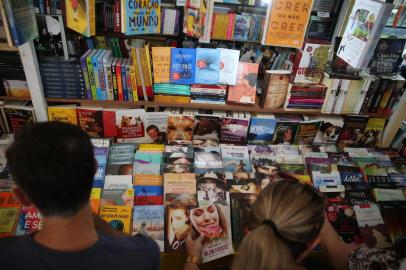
top-left (0, 96), bottom-right (390, 117)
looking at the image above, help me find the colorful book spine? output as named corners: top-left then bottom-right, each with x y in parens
top-left (80, 49), bottom-right (93, 99)
top-left (92, 50), bottom-right (102, 100)
top-left (104, 55), bottom-right (114, 100)
top-left (97, 50), bottom-right (107, 100)
top-left (86, 50), bottom-right (97, 100)
top-left (125, 59), bottom-right (134, 101)
top-left (130, 65), bottom-right (138, 101)
top-left (111, 58), bottom-right (118, 100)
top-left (116, 59), bottom-right (123, 101)
top-left (121, 58), bottom-right (128, 101)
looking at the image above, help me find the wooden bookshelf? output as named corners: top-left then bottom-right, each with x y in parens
top-left (96, 32), bottom-right (179, 40)
top-left (0, 96), bottom-right (389, 117)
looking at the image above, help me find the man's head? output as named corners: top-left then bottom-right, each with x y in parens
top-left (6, 122), bottom-right (96, 217)
top-left (146, 125), bottom-right (159, 141)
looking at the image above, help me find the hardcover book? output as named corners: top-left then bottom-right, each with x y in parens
top-left (227, 62), bottom-right (259, 104)
top-left (345, 190), bottom-right (374, 206)
top-left (313, 116), bottom-right (344, 144)
top-left (325, 202), bottom-right (361, 244)
top-left (133, 205), bottom-right (165, 251)
top-left (260, 71), bottom-right (290, 109)
top-left (361, 117), bottom-right (386, 148)
top-left (194, 147), bottom-right (224, 173)
top-left (170, 48), bottom-right (196, 85)
top-left (194, 48), bottom-right (220, 85)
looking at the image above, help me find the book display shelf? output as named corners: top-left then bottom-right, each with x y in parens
top-left (1, 0), bottom-right (406, 269)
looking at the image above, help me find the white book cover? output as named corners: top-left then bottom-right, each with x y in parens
top-left (163, 9), bottom-right (176, 34)
top-left (323, 78), bottom-right (340, 113)
top-left (354, 204), bottom-right (384, 227)
top-left (115, 109), bottom-right (146, 143)
top-left (333, 80), bottom-right (350, 113)
top-left (199, 0), bottom-right (214, 43)
top-left (218, 49), bottom-right (240, 85)
top-left (144, 112), bottom-right (169, 144)
top-left (337, 0), bottom-right (386, 68)
top-left (103, 175), bottom-right (133, 190)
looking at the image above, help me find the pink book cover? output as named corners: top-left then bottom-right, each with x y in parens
top-left (226, 14), bottom-right (235, 40)
top-left (227, 62), bottom-right (259, 104)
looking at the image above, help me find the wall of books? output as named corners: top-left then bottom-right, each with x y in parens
top-left (1, 0), bottom-right (406, 268)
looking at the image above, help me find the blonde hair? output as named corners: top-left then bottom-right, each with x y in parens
top-left (232, 179), bottom-right (325, 270)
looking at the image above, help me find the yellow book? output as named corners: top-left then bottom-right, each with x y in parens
top-left (99, 205), bottom-right (132, 234)
top-left (362, 117), bottom-right (386, 148)
top-left (0, 207), bottom-right (20, 236)
top-left (134, 174), bottom-right (163, 186)
top-left (66, 0), bottom-right (95, 37)
top-left (151, 47), bottom-right (172, 83)
top-left (138, 144), bottom-right (165, 152)
top-left (47, 105), bottom-right (78, 125)
top-left (264, 0), bottom-right (312, 48)
top-left (154, 95), bottom-right (191, 103)
top-left (143, 43), bottom-right (153, 87)
top-left (90, 188), bottom-right (101, 199)
top-left (130, 65), bottom-right (139, 101)
top-left (89, 199), bottom-right (100, 215)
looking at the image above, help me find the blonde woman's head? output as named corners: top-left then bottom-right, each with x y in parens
top-left (233, 179), bottom-right (325, 270)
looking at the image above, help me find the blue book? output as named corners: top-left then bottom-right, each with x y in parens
top-left (125, 0), bottom-right (161, 35)
top-left (92, 50), bottom-right (104, 100)
top-left (233, 15), bottom-right (251, 41)
top-left (97, 50), bottom-right (108, 100)
top-left (121, 60), bottom-right (128, 101)
top-left (134, 186), bottom-right (163, 196)
top-left (170, 48), bottom-right (196, 85)
top-left (248, 116), bottom-right (277, 144)
top-left (194, 48), bottom-right (220, 85)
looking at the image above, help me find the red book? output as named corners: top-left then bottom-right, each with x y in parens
top-left (134, 196), bottom-right (164, 205)
top-left (103, 110), bottom-right (117, 138)
top-left (227, 62), bottom-right (259, 104)
top-left (76, 107), bottom-right (104, 138)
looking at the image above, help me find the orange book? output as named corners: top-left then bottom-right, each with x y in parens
top-left (151, 47), bottom-right (173, 83)
top-left (227, 62), bottom-right (259, 104)
top-left (134, 174), bottom-right (163, 186)
top-left (264, 0), bottom-right (312, 48)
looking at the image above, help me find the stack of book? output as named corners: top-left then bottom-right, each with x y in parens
top-left (153, 84), bottom-right (191, 103)
top-left (190, 84), bottom-right (227, 105)
top-left (284, 84), bottom-right (327, 110)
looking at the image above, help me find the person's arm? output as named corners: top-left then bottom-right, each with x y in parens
top-left (183, 234), bottom-right (204, 270)
top-left (318, 216), bottom-right (358, 270)
top-left (92, 213), bottom-right (127, 236)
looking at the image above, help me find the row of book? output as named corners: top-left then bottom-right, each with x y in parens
top-left (2, 140), bottom-right (406, 262)
top-left (43, 102), bottom-right (388, 148)
top-left (95, 4), bottom-right (180, 36)
top-left (210, 13), bottom-right (265, 42)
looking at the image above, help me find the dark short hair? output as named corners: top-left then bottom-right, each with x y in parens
top-left (244, 73), bottom-right (257, 87)
top-left (6, 122), bottom-right (96, 217)
top-left (146, 125), bottom-right (159, 132)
